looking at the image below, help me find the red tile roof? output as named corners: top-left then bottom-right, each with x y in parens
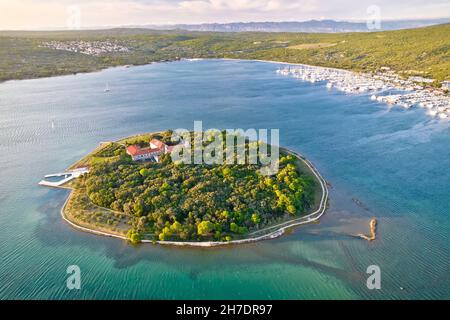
top-left (126, 145), bottom-right (140, 156)
top-left (127, 145), bottom-right (161, 157)
top-left (150, 139), bottom-right (166, 149)
top-left (126, 139), bottom-right (170, 159)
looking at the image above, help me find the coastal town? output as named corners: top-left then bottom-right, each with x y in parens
top-left (40, 40), bottom-right (130, 56)
top-left (277, 65), bottom-right (450, 119)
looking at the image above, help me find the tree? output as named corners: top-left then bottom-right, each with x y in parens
top-left (220, 210), bottom-right (230, 220)
top-left (287, 205), bottom-right (297, 215)
top-left (230, 222), bottom-right (247, 234)
top-left (222, 167), bottom-right (232, 179)
top-left (133, 200), bottom-right (144, 217)
top-left (136, 216), bottom-right (147, 231)
top-left (159, 226), bottom-right (172, 241)
top-left (159, 182), bottom-right (171, 193)
top-left (170, 221), bottom-right (182, 233)
top-left (127, 229), bottom-right (142, 244)
top-left (264, 177), bottom-right (273, 187)
top-left (197, 221), bottom-right (215, 236)
top-left (251, 213), bottom-right (261, 225)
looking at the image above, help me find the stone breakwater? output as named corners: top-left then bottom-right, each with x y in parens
top-left (355, 219), bottom-right (378, 241)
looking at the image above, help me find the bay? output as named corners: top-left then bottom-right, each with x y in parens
top-left (0, 59), bottom-right (448, 299)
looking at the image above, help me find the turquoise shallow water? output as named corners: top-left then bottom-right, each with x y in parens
top-left (0, 59), bottom-right (448, 299)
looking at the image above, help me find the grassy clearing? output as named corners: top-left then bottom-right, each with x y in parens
top-left (68, 142), bottom-right (123, 170)
top-left (63, 188), bottom-right (130, 237)
top-left (288, 42), bottom-right (337, 50)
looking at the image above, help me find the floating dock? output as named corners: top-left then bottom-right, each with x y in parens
top-left (39, 167), bottom-right (89, 187)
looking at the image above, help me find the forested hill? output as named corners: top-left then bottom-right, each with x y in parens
top-left (146, 18), bottom-right (450, 33)
top-left (0, 23), bottom-right (449, 83)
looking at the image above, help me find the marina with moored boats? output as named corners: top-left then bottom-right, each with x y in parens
top-left (277, 65), bottom-right (450, 119)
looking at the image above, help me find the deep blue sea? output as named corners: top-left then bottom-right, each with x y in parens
top-left (0, 59), bottom-right (448, 299)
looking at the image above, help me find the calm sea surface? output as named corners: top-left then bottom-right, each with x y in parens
top-left (0, 59), bottom-right (448, 299)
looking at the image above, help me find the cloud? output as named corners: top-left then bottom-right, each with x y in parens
top-left (177, 0), bottom-right (317, 13)
top-left (0, 0), bottom-right (449, 29)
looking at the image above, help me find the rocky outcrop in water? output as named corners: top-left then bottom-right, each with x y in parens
top-left (355, 219), bottom-right (377, 241)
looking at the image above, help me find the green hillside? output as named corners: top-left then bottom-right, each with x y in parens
top-left (248, 23), bottom-right (450, 83)
top-left (0, 23), bottom-right (449, 83)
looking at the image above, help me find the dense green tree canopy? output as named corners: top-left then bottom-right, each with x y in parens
top-left (79, 133), bottom-right (316, 243)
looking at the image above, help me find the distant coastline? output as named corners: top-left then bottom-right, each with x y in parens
top-left (0, 57), bottom-right (328, 84)
top-left (2, 23), bottom-right (449, 86)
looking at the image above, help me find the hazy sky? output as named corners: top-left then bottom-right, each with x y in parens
top-left (0, 0), bottom-right (449, 29)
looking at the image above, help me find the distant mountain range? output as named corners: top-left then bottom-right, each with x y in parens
top-left (142, 18), bottom-right (450, 33)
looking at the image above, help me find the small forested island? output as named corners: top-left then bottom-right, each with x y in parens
top-left (57, 131), bottom-right (326, 245)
